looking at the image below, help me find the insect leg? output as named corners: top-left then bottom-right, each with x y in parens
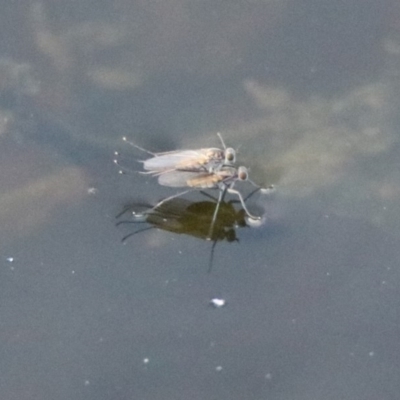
top-left (149, 189), bottom-right (196, 213)
top-left (208, 239), bottom-right (218, 273)
top-left (207, 187), bottom-right (227, 240)
top-left (121, 226), bottom-right (155, 243)
top-left (227, 188), bottom-right (260, 220)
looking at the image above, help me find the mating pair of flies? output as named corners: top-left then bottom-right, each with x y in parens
top-left (115, 133), bottom-right (263, 239)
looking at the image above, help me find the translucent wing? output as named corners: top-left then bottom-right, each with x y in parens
top-left (157, 170), bottom-right (211, 187)
top-left (143, 148), bottom-right (223, 171)
top-left (123, 134), bottom-right (236, 172)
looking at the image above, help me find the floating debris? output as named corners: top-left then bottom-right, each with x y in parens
top-left (210, 298), bottom-right (226, 308)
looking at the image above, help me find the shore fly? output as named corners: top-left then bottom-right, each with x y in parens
top-left (119, 132), bottom-right (236, 174)
top-left (134, 165), bottom-right (261, 239)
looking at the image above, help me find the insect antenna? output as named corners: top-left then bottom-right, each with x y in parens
top-left (113, 152), bottom-right (139, 175)
top-left (122, 136), bottom-right (157, 156)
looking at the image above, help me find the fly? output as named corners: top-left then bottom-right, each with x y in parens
top-left (119, 132), bottom-right (236, 174)
top-left (134, 165), bottom-right (261, 239)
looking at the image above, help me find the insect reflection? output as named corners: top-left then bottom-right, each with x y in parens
top-left (116, 196), bottom-right (250, 272)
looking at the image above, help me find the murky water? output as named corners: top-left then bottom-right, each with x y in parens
top-left (1, 1), bottom-right (400, 399)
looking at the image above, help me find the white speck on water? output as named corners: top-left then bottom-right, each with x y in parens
top-left (143, 358), bottom-right (150, 364)
top-left (265, 373), bottom-right (272, 380)
top-left (215, 366), bottom-right (223, 372)
top-left (246, 217), bottom-right (265, 227)
top-left (6, 257), bottom-right (14, 263)
top-left (87, 187), bottom-right (98, 195)
top-left (84, 380), bottom-right (90, 386)
top-left (260, 185), bottom-right (276, 194)
top-left (369, 351), bottom-right (375, 357)
top-left (210, 298), bottom-right (226, 308)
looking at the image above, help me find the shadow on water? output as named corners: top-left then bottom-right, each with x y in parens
top-left (116, 196), bottom-right (253, 272)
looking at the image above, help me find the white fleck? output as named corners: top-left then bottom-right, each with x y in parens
top-left (210, 298), bottom-right (226, 308)
top-left (84, 380), bottom-right (90, 386)
top-left (265, 373), bottom-right (272, 380)
top-left (369, 351), bottom-right (374, 357)
top-left (143, 358), bottom-right (150, 364)
top-left (215, 366), bottom-right (223, 372)
top-left (246, 216), bottom-right (265, 227)
top-left (6, 257), bottom-right (14, 263)
top-left (260, 185), bottom-right (276, 194)
top-left (88, 187), bottom-right (98, 195)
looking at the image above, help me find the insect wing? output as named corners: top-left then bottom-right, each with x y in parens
top-left (143, 148), bottom-right (223, 172)
top-left (143, 150), bottom-right (203, 170)
top-left (157, 170), bottom-right (210, 187)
